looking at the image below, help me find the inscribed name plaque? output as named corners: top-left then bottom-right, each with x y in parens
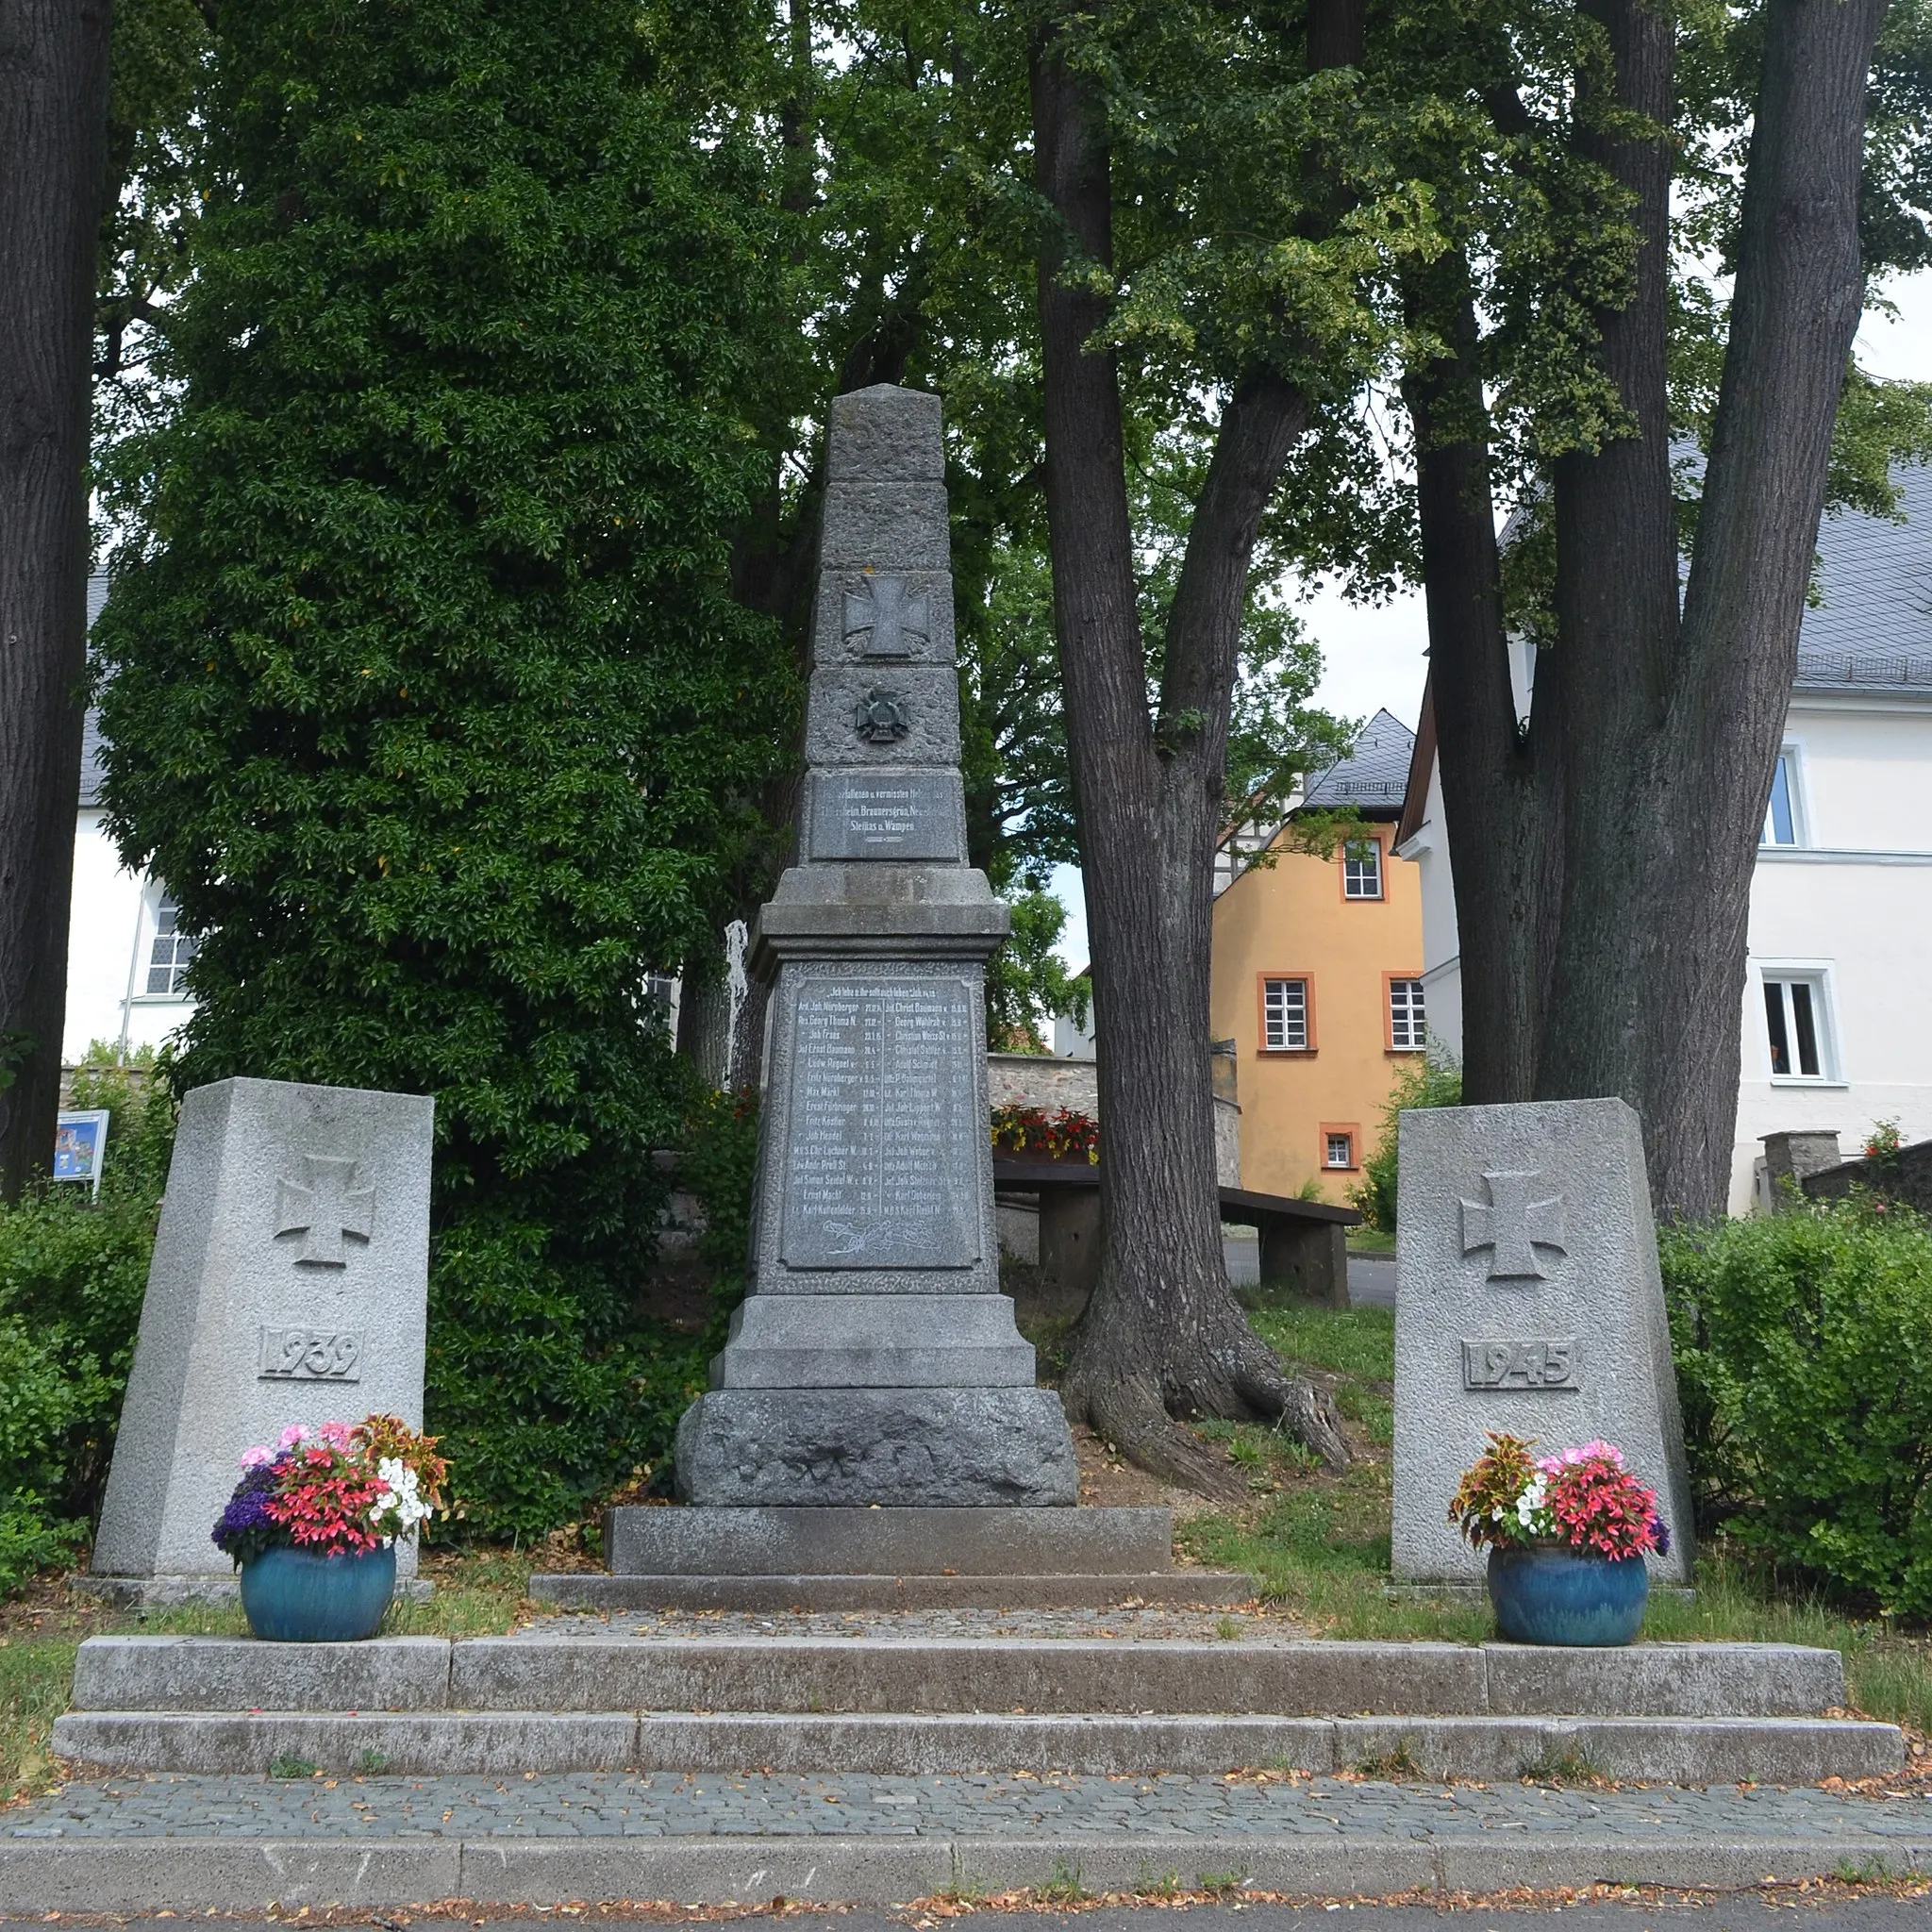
top-left (781, 976), bottom-right (979, 1269)
top-left (810, 771), bottom-right (958, 860)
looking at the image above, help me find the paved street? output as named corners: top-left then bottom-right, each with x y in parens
top-left (4, 1884), bottom-right (1929, 1930)
top-left (1218, 1240), bottom-right (1394, 1308)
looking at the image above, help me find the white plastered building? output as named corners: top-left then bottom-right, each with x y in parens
top-left (1397, 464), bottom-right (1932, 1213)
top-left (62, 575), bottom-right (196, 1065)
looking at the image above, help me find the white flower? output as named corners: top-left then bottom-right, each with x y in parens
top-left (375, 1457), bottom-right (429, 1532)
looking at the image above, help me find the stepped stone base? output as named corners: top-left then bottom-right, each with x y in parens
top-left (527, 1571), bottom-right (1257, 1610)
top-left (674, 1388), bottom-right (1077, 1506)
top-left (602, 1504), bottom-right (1168, 1575)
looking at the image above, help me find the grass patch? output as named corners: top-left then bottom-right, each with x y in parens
top-left (1188, 1302), bottom-right (1932, 1703)
top-left (0, 1544), bottom-right (533, 1800)
top-left (0, 1637), bottom-right (77, 1803)
top-left (1251, 1302), bottom-right (1394, 1382)
top-left (1347, 1227), bottom-right (1396, 1254)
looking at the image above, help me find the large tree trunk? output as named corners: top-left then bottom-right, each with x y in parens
top-left (1031, 18), bottom-right (1349, 1493)
top-left (1641, 0), bottom-right (1882, 1211)
top-left (0, 0), bottom-right (113, 1199)
top-left (1424, 0), bottom-right (1880, 1219)
top-left (1402, 256), bottom-right (1559, 1104)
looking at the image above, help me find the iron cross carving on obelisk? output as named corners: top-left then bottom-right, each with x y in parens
top-left (275, 1155), bottom-right (375, 1266)
top-left (842, 574), bottom-right (929, 658)
top-left (1460, 1169), bottom-right (1566, 1280)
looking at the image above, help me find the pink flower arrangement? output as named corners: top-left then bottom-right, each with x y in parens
top-left (1449, 1432), bottom-right (1670, 1561)
top-left (213, 1415), bottom-right (449, 1565)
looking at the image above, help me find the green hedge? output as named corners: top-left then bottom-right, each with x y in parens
top-left (1661, 1198), bottom-right (1932, 1617)
top-left (0, 1065), bottom-right (175, 1593)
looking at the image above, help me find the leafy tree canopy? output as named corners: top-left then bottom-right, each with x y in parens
top-left (92, 0), bottom-right (797, 1531)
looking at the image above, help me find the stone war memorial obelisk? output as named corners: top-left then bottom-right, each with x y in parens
top-left (674, 383), bottom-right (1077, 1508)
top-left (537, 385), bottom-right (1247, 1607)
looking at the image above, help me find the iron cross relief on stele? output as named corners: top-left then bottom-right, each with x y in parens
top-left (275, 1154), bottom-right (375, 1267)
top-left (842, 574), bottom-right (929, 658)
top-left (1460, 1169), bottom-right (1567, 1280)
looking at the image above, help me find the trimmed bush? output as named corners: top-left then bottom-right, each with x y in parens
top-left (1660, 1199), bottom-right (1932, 1616)
top-left (0, 1063), bottom-right (175, 1593)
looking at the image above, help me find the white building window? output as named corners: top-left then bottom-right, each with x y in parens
top-left (1342, 837), bottom-right (1383, 900)
top-left (1389, 977), bottom-right (1426, 1050)
top-left (142, 890), bottom-right (196, 998)
top-left (1761, 969), bottom-right (1838, 1082)
top-left (1261, 976), bottom-right (1310, 1051)
top-left (1324, 1130), bottom-right (1355, 1169)
top-left (1761, 747), bottom-right (1803, 846)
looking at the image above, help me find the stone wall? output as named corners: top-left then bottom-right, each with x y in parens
top-left (1801, 1140), bottom-right (1932, 1213)
top-left (987, 1052), bottom-right (1241, 1189)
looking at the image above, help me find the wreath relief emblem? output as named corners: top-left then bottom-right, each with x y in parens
top-left (851, 687), bottom-right (912, 743)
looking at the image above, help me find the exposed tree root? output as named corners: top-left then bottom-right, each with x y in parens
top-left (1060, 1314), bottom-right (1352, 1502)
top-left (1063, 1365), bottom-right (1254, 1503)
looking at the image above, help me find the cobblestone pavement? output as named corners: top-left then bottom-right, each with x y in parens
top-left (516, 1607), bottom-right (1311, 1643)
top-left (6, 1771), bottom-right (1927, 1845)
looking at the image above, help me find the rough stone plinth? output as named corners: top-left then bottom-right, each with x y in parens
top-left (90, 1076), bottom-right (433, 1591)
top-left (675, 1390), bottom-right (1075, 1507)
top-left (1391, 1097), bottom-right (1694, 1583)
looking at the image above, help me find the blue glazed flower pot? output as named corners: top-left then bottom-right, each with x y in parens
top-left (240, 1543), bottom-right (396, 1642)
top-left (1487, 1544), bottom-right (1649, 1646)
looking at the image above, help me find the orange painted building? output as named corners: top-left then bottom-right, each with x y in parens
top-left (1208, 709), bottom-right (1425, 1204)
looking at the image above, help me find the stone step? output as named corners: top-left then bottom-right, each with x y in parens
top-left (69, 1635), bottom-right (1854, 1720)
top-left (528, 1571), bottom-right (1259, 1609)
top-left (49, 1707), bottom-right (1906, 1783)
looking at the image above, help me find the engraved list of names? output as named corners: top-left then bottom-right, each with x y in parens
top-left (780, 977), bottom-right (980, 1269)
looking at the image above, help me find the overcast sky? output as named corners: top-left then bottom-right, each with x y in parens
top-left (1049, 273), bottom-right (1932, 974)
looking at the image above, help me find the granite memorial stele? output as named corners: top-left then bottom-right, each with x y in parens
top-left (90, 1076), bottom-right (434, 1599)
top-left (1391, 1096), bottom-right (1695, 1584)
top-left (674, 383), bottom-right (1077, 1507)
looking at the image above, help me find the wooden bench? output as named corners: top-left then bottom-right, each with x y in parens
top-left (991, 1158), bottom-right (1361, 1316)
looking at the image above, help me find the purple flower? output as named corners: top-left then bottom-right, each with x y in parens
top-left (1653, 1514), bottom-right (1672, 1557)
top-left (211, 1457), bottom-right (284, 1559)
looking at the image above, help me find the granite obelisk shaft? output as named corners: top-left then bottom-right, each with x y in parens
top-left (675, 385), bottom-right (1076, 1506)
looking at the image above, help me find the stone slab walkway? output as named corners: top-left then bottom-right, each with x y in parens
top-left (4, 1769), bottom-right (1928, 1911)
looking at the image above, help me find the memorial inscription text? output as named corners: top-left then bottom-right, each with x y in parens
top-left (811, 772), bottom-right (956, 860)
top-left (1460, 1337), bottom-right (1579, 1391)
top-left (780, 977), bottom-right (979, 1269)
top-left (259, 1326), bottom-right (365, 1381)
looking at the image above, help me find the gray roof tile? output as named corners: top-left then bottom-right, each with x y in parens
top-left (1302, 707), bottom-right (1416, 814)
top-left (1795, 460), bottom-right (1932, 691)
